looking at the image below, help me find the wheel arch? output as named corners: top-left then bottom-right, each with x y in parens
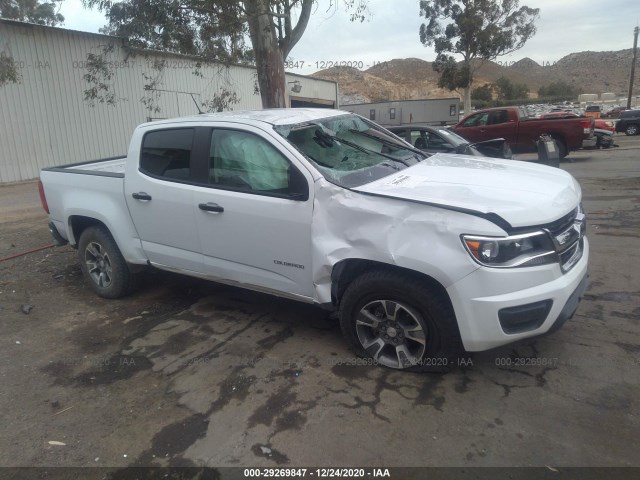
top-left (68, 215), bottom-right (108, 247)
top-left (331, 258), bottom-right (452, 309)
top-left (66, 214), bottom-right (147, 267)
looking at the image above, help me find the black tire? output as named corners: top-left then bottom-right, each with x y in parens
top-left (551, 136), bottom-right (568, 159)
top-left (625, 124), bottom-right (639, 136)
top-left (339, 270), bottom-right (462, 371)
top-left (77, 226), bottom-right (139, 298)
top-left (594, 133), bottom-right (601, 149)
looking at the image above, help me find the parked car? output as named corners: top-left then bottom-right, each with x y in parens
top-left (539, 112), bottom-right (616, 149)
top-left (602, 106), bottom-right (627, 118)
top-left (615, 109), bottom-right (640, 136)
top-left (385, 125), bottom-right (512, 159)
top-left (452, 106), bottom-right (594, 158)
top-left (39, 109), bottom-right (588, 370)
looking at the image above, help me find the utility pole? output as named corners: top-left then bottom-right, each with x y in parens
top-left (627, 26), bottom-right (639, 110)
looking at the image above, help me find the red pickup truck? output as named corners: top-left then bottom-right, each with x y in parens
top-left (453, 106), bottom-right (594, 158)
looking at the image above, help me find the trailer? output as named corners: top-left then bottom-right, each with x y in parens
top-left (342, 98), bottom-right (460, 126)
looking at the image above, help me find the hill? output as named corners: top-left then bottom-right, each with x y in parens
top-left (311, 49), bottom-right (638, 105)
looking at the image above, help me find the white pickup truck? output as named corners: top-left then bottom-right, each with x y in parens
top-left (39, 109), bottom-right (588, 370)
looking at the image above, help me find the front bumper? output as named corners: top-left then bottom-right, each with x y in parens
top-left (447, 237), bottom-right (589, 351)
top-left (546, 272), bottom-right (589, 334)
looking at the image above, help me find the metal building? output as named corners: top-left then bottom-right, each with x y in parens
top-left (342, 98), bottom-right (460, 127)
top-left (0, 20), bottom-right (338, 183)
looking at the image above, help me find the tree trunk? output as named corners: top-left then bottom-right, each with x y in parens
top-left (463, 84), bottom-right (472, 116)
top-left (246, 0), bottom-right (287, 108)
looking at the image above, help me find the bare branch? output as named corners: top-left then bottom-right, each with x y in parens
top-left (280, 0), bottom-right (313, 59)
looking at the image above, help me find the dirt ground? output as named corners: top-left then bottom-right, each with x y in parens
top-left (0, 135), bottom-right (639, 471)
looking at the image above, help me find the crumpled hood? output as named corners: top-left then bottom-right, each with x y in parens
top-left (353, 153), bottom-right (581, 229)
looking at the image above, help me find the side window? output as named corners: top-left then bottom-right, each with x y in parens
top-left (463, 113), bottom-right (489, 127)
top-left (488, 110), bottom-right (509, 125)
top-left (209, 129), bottom-right (304, 197)
top-left (427, 132), bottom-right (447, 148)
top-left (140, 129), bottom-right (194, 181)
top-left (391, 129), bottom-right (407, 141)
top-left (410, 130), bottom-right (428, 149)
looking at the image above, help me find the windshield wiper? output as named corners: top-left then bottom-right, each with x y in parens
top-left (303, 149), bottom-right (335, 168)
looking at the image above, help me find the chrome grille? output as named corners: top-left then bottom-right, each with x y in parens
top-left (543, 207), bottom-right (586, 273)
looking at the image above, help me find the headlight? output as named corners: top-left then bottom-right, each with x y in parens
top-left (462, 231), bottom-right (556, 268)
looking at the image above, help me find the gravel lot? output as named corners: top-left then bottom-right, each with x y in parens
top-left (0, 135), bottom-right (639, 470)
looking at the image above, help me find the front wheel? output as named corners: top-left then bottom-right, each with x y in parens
top-left (339, 270), bottom-right (462, 371)
top-left (78, 226), bottom-right (139, 298)
top-left (625, 124), bottom-right (639, 136)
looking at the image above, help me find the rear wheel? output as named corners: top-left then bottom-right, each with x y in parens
top-left (339, 270), bottom-right (461, 371)
top-left (552, 136), bottom-right (568, 158)
top-left (78, 226), bottom-right (139, 298)
top-left (625, 124), bottom-right (639, 136)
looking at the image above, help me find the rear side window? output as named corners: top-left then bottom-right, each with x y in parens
top-left (140, 129), bottom-right (194, 181)
top-left (410, 130), bottom-right (428, 148)
top-left (488, 110), bottom-right (509, 125)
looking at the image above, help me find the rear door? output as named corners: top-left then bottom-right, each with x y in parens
top-left (124, 127), bottom-right (206, 273)
top-left (483, 109), bottom-right (517, 143)
top-left (191, 124), bottom-right (315, 298)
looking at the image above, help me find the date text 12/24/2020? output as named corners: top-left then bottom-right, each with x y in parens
top-left (284, 60), bottom-right (382, 70)
top-left (244, 468), bottom-right (391, 478)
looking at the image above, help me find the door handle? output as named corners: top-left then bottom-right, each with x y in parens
top-left (199, 202), bottom-right (224, 213)
top-left (132, 192), bottom-right (152, 201)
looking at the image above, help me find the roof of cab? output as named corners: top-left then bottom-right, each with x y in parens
top-left (140, 108), bottom-right (349, 128)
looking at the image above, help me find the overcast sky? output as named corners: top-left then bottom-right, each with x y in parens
top-left (60, 0), bottom-right (640, 75)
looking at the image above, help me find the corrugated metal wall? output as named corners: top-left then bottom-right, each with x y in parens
top-left (0, 21), bottom-right (338, 183)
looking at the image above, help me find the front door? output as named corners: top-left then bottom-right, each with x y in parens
top-left (191, 126), bottom-right (315, 298)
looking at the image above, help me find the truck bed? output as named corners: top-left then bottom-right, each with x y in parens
top-left (42, 156), bottom-right (126, 177)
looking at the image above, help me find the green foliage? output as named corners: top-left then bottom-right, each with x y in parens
top-left (85, 0), bottom-right (252, 64)
top-left (0, 0), bottom-right (64, 87)
top-left (82, 44), bottom-right (118, 106)
top-left (202, 87), bottom-right (241, 112)
top-left (471, 83), bottom-right (493, 101)
top-left (494, 76), bottom-right (528, 100)
top-left (81, 0), bottom-right (369, 109)
top-left (432, 53), bottom-right (470, 91)
top-left (0, 0), bottom-right (64, 26)
top-left (0, 51), bottom-right (21, 86)
top-left (419, 0), bottom-right (539, 92)
top-left (538, 81), bottom-right (579, 99)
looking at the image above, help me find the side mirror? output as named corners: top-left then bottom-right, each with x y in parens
top-left (288, 166), bottom-right (309, 201)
